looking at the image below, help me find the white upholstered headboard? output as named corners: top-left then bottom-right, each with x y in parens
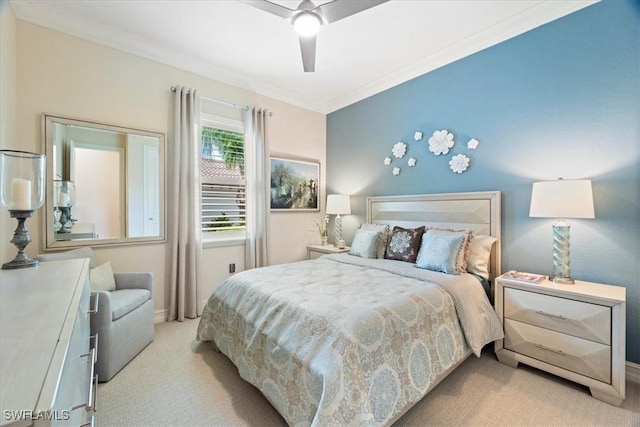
top-left (366, 191), bottom-right (502, 282)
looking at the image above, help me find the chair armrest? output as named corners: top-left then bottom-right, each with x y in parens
top-left (91, 290), bottom-right (113, 326)
top-left (114, 272), bottom-right (153, 294)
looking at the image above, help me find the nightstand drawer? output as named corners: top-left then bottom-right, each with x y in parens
top-left (504, 319), bottom-right (610, 383)
top-left (504, 288), bottom-right (611, 345)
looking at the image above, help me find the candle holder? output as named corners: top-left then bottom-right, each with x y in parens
top-left (53, 180), bottom-right (76, 234)
top-left (0, 150), bottom-right (46, 269)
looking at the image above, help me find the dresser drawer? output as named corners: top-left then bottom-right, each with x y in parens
top-left (504, 319), bottom-right (611, 383)
top-left (53, 278), bottom-right (92, 425)
top-left (504, 288), bottom-right (611, 345)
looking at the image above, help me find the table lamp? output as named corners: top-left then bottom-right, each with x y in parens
top-left (326, 194), bottom-right (351, 249)
top-left (529, 178), bottom-right (594, 284)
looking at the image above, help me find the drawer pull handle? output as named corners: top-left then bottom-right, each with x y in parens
top-left (89, 292), bottom-right (99, 315)
top-left (90, 334), bottom-right (98, 364)
top-left (86, 357), bottom-right (97, 412)
top-left (535, 343), bottom-right (566, 356)
top-left (88, 373), bottom-right (98, 413)
top-left (79, 415), bottom-right (95, 427)
top-left (534, 310), bottom-right (566, 320)
top-left (81, 347), bottom-right (95, 360)
top-left (74, 348), bottom-right (97, 412)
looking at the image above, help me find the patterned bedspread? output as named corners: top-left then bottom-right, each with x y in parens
top-left (196, 254), bottom-right (503, 426)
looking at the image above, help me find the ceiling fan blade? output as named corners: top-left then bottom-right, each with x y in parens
top-left (298, 34), bottom-right (317, 72)
top-left (317, 0), bottom-right (389, 24)
top-left (243, 0), bottom-right (296, 19)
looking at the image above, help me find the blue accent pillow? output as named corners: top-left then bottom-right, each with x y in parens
top-left (416, 229), bottom-right (468, 274)
top-left (349, 229), bottom-right (382, 259)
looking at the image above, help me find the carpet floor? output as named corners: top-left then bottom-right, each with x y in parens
top-left (96, 319), bottom-right (639, 426)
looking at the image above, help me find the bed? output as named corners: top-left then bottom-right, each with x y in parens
top-left (196, 191), bottom-right (504, 426)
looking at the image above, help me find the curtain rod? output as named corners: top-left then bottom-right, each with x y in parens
top-left (170, 86), bottom-right (248, 111)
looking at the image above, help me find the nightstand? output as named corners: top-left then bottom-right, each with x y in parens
top-left (494, 275), bottom-right (626, 406)
top-left (307, 244), bottom-right (350, 260)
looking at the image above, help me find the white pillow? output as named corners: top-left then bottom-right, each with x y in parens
top-left (359, 223), bottom-right (390, 258)
top-left (90, 261), bottom-right (116, 292)
top-left (349, 229), bottom-right (381, 259)
top-left (467, 235), bottom-right (497, 280)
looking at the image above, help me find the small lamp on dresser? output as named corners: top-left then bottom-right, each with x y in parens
top-left (529, 177), bottom-right (595, 284)
top-left (0, 150), bottom-right (46, 269)
top-left (326, 194), bottom-right (351, 249)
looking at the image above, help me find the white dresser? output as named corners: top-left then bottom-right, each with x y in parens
top-left (1, 259), bottom-right (97, 426)
top-left (494, 275), bottom-right (626, 406)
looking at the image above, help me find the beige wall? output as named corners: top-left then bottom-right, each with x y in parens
top-left (0, 3), bottom-right (17, 265)
top-left (258, 95), bottom-right (327, 266)
top-left (9, 19), bottom-right (326, 319)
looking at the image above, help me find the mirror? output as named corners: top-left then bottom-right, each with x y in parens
top-left (42, 114), bottom-right (166, 249)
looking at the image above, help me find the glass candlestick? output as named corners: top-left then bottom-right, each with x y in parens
top-left (0, 150), bottom-right (46, 269)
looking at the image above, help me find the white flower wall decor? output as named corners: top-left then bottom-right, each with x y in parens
top-left (392, 141), bottom-right (407, 158)
top-left (428, 130), bottom-right (455, 155)
top-left (449, 154), bottom-right (470, 174)
top-left (467, 138), bottom-right (479, 149)
top-left (381, 128), bottom-right (481, 177)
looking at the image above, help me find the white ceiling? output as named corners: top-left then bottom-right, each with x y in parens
top-left (11, 0), bottom-right (596, 114)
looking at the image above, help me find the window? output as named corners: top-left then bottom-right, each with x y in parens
top-left (201, 114), bottom-right (246, 242)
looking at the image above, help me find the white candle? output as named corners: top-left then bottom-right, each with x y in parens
top-left (11, 178), bottom-right (32, 210)
top-left (57, 191), bottom-right (69, 207)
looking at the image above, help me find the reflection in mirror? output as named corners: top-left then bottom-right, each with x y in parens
top-left (43, 114), bottom-right (166, 249)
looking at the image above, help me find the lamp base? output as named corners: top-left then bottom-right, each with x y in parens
top-left (550, 275), bottom-right (575, 285)
top-left (551, 221), bottom-right (573, 285)
top-left (336, 239), bottom-right (346, 249)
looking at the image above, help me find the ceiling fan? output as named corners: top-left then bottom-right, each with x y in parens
top-left (244, 0), bottom-right (389, 72)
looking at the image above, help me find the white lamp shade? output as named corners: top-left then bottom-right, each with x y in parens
top-left (326, 194), bottom-right (351, 215)
top-left (529, 179), bottom-right (595, 219)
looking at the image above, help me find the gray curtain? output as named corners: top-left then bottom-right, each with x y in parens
top-left (169, 86), bottom-right (202, 321)
top-left (244, 107), bottom-right (269, 269)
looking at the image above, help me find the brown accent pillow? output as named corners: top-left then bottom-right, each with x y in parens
top-left (385, 226), bottom-right (425, 263)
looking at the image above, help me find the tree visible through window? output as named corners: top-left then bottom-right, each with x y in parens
top-left (201, 121), bottom-right (246, 236)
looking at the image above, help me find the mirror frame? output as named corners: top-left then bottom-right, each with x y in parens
top-left (42, 114), bottom-right (167, 250)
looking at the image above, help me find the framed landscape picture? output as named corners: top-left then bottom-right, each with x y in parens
top-left (270, 154), bottom-right (320, 212)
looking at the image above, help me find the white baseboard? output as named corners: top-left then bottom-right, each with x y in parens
top-left (154, 309), bottom-right (167, 324)
top-left (627, 361), bottom-right (640, 384)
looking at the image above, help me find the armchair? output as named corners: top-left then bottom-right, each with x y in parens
top-left (36, 248), bottom-right (154, 382)
top-left (91, 272), bottom-right (154, 381)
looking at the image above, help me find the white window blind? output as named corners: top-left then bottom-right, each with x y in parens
top-left (201, 116), bottom-right (246, 237)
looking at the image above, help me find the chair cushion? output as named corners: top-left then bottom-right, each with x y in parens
top-left (110, 289), bottom-right (151, 321)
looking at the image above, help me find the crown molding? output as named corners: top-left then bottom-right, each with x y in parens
top-left (324, 0), bottom-right (597, 113)
top-left (11, 0), bottom-right (597, 115)
top-left (10, 0), bottom-right (327, 113)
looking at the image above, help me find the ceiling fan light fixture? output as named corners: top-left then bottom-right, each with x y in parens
top-left (293, 12), bottom-right (321, 37)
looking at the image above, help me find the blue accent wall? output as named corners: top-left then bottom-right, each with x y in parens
top-left (327, 0), bottom-right (640, 363)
